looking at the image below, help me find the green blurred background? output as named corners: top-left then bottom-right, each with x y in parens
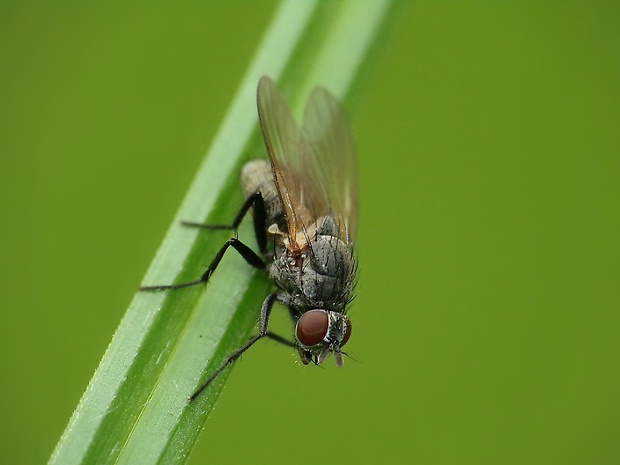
top-left (1, 1), bottom-right (619, 464)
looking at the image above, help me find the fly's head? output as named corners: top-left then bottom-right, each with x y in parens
top-left (295, 309), bottom-right (351, 366)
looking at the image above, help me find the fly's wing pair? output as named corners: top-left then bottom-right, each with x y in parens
top-left (256, 76), bottom-right (358, 250)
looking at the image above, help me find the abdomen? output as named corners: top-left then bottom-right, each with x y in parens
top-left (241, 159), bottom-right (285, 233)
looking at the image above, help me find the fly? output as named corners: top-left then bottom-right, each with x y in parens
top-left (140, 76), bottom-right (358, 401)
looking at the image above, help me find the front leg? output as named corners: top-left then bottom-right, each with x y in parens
top-left (188, 292), bottom-right (281, 401)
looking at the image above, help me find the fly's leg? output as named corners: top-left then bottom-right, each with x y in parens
top-left (188, 292), bottom-right (280, 401)
top-left (140, 238), bottom-right (265, 291)
top-left (139, 192), bottom-right (267, 291)
top-left (264, 332), bottom-right (296, 348)
top-left (182, 191), bottom-right (267, 254)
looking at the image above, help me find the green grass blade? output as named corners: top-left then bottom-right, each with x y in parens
top-left (49, 1), bottom-right (396, 464)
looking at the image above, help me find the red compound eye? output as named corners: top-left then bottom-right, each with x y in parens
top-left (296, 310), bottom-right (329, 346)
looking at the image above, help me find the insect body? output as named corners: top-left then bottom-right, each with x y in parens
top-left (140, 76), bottom-right (358, 401)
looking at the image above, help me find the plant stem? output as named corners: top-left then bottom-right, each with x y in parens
top-left (49, 1), bottom-right (397, 464)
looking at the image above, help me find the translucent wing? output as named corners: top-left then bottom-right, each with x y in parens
top-left (257, 76), bottom-right (305, 247)
top-left (301, 86), bottom-right (358, 245)
top-left (257, 76), bottom-right (358, 249)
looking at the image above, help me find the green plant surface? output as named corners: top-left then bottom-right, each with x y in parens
top-left (45, 1), bottom-right (396, 464)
